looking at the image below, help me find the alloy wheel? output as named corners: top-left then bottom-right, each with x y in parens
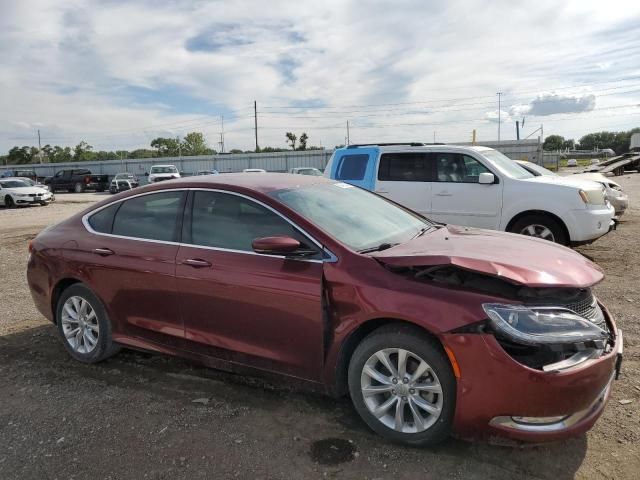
top-left (519, 224), bottom-right (555, 242)
top-left (361, 348), bottom-right (443, 433)
top-left (60, 296), bottom-right (100, 354)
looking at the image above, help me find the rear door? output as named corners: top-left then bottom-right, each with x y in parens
top-left (175, 189), bottom-right (326, 380)
top-left (374, 151), bottom-right (432, 216)
top-left (79, 190), bottom-right (187, 346)
top-left (430, 152), bottom-right (503, 228)
top-left (330, 148), bottom-right (377, 190)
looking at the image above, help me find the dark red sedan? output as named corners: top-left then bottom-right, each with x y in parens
top-left (27, 173), bottom-right (622, 445)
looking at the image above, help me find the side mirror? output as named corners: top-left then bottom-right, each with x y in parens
top-left (252, 236), bottom-right (301, 255)
top-left (479, 172), bottom-right (495, 184)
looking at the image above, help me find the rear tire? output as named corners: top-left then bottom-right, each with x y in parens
top-left (55, 284), bottom-right (120, 363)
top-left (348, 324), bottom-right (456, 446)
top-left (509, 214), bottom-right (568, 245)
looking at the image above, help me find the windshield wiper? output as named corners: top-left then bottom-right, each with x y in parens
top-left (412, 226), bottom-right (435, 239)
top-left (358, 242), bottom-right (398, 254)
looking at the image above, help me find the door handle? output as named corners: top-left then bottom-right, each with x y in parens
top-left (183, 258), bottom-right (212, 268)
top-left (435, 192), bottom-right (453, 196)
top-left (92, 247), bottom-right (114, 256)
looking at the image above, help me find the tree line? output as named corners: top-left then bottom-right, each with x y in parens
top-left (543, 127), bottom-right (640, 153)
top-left (1, 130), bottom-right (324, 165)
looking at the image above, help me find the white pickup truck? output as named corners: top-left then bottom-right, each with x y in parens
top-left (324, 143), bottom-right (615, 246)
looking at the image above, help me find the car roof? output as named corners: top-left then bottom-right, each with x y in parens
top-left (151, 164), bottom-right (177, 167)
top-left (341, 144), bottom-right (494, 154)
top-left (140, 172), bottom-right (336, 194)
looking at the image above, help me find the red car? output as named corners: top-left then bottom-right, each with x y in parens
top-left (27, 173), bottom-right (623, 445)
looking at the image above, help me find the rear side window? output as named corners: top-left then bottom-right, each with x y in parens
top-left (378, 153), bottom-right (431, 181)
top-left (335, 154), bottom-right (369, 180)
top-left (112, 191), bottom-right (185, 242)
top-left (88, 203), bottom-right (121, 234)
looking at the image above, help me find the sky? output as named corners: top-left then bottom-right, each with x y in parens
top-left (1, 0), bottom-right (640, 155)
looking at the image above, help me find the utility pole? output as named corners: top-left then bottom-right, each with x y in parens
top-left (219, 115), bottom-right (225, 153)
top-left (254, 100), bottom-right (259, 152)
top-left (37, 129), bottom-right (43, 164)
top-left (516, 121), bottom-right (520, 140)
top-left (496, 92), bottom-right (502, 141)
top-left (346, 120), bottom-right (350, 145)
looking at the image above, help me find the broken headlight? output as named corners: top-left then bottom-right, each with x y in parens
top-left (482, 304), bottom-right (608, 347)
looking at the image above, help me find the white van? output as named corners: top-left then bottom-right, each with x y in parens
top-left (324, 144), bottom-right (615, 245)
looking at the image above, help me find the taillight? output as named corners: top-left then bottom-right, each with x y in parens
top-left (28, 239), bottom-right (34, 253)
top-left (85, 176), bottom-right (90, 184)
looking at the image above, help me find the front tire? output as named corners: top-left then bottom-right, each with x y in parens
top-left (348, 324), bottom-right (456, 446)
top-left (510, 214), bottom-right (567, 245)
top-left (74, 182), bottom-right (85, 193)
top-left (55, 284), bottom-right (120, 363)
top-left (4, 195), bottom-right (15, 208)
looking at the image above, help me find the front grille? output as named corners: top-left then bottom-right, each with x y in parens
top-left (565, 293), bottom-right (606, 329)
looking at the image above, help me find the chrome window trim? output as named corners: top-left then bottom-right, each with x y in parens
top-left (82, 187), bottom-right (338, 263)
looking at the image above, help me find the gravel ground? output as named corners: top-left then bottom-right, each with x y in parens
top-left (1, 185), bottom-right (639, 480)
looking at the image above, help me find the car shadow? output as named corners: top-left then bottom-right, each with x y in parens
top-left (0, 323), bottom-right (588, 479)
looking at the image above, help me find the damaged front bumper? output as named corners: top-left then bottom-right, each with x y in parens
top-left (442, 310), bottom-right (622, 442)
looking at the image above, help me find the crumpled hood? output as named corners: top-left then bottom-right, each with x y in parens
top-left (371, 225), bottom-right (604, 288)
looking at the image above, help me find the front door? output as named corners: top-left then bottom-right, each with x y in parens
top-left (176, 190), bottom-right (325, 381)
top-left (430, 152), bottom-right (503, 228)
top-left (374, 151), bottom-right (432, 216)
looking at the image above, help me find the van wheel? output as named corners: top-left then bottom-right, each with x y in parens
top-left (348, 324), bottom-right (455, 446)
top-left (56, 284), bottom-right (120, 363)
top-left (74, 182), bottom-right (85, 193)
top-left (510, 214), bottom-right (567, 245)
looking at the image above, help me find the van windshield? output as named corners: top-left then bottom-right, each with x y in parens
top-left (270, 182), bottom-right (433, 252)
top-left (151, 166), bottom-right (178, 174)
top-left (480, 150), bottom-right (534, 179)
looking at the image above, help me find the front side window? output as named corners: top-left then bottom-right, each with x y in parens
top-left (435, 153), bottom-right (490, 183)
top-left (188, 191), bottom-right (317, 253)
top-left (335, 154), bottom-right (369, 181)
top-left (111, 191), bottom-right (185, 241)
top-left (378, 153), bottom-right (431, 182)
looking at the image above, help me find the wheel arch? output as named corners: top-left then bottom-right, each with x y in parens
top-left (332, 318), bottom-right (447, 397)
top-left (505, 209), bottom-right (570, 244)
top-left (50, 278), bottom-right (83, 323)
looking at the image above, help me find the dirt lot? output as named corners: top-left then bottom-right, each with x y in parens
top-left (1, 186), bottom-right (639, 480)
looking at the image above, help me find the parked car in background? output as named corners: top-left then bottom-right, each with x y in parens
top-left (243, 168), bottom-right (267, 173)
top-left (325, 143), bottom-right (614, 246)
top-left (44, 169), bottom-right (109, 193)
top-left (26, 173), bottom-right (622, 446)
top-left (289, 167), bottom-right (323, 176)
top-left (148, 165), bottom-right (181, 183)
top-left (0, 178), bottom-right (53, 207)
top-left (15, 176), bottom-right (51, 192)
top-left (196, 170), bottom-right (219, 176)
top-left (109, 173), bottom-right (139, 194)
top-left (1, 168), bottom-right (38, 182)
top-left (516, 161), bottom-right (629, 217)
top-left (567, 159), bottom-right (578, 167)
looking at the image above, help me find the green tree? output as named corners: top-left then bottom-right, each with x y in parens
top-left (543, 135), bottom-right (565, 151)
top-left (285, 132), bottom-right (297, 150)
top-left (562, 139), bottom-right (575, 150)
top-left (129, 149), bottom-right (156, 159)
top-left (297, 132), bottom-right (308, 151)
top-left (229, 148), bottom-right (244, 154)
top-left (150, 137), bottom-right (180, 156)
top-left (181, 132), bottom-right (212, 156)
top-left (51, 146), bottom-right (72, 163)
top-left (7, 146), bottom-right (33, 164)
top-left (73, 141), bottom-right (94, 162)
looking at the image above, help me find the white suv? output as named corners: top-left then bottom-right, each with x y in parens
top-left (148, 165), bottom-right (181, 183)
top-left (324, 144), bottom-right (615, 246)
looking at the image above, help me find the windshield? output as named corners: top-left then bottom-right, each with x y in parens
top-left (270, 182), bottom-right (431, 251)
top-left (479, 150), bottom-right (534, 179)
top-left (298, 168), bottom-right (322, 176)
top-left (150, 166), bottom-right (178, 174)
top-left (520, 162), bottom-right (556, 177)
top-left (0, 180), bottom-right (29, 188)
top-left (17, 178), bottom-right (36, 185)
top-left (115, 173), bottom-right (134, 179)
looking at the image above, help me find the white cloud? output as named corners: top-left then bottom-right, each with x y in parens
top-left (1, 0), bottom-right (640, 154)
